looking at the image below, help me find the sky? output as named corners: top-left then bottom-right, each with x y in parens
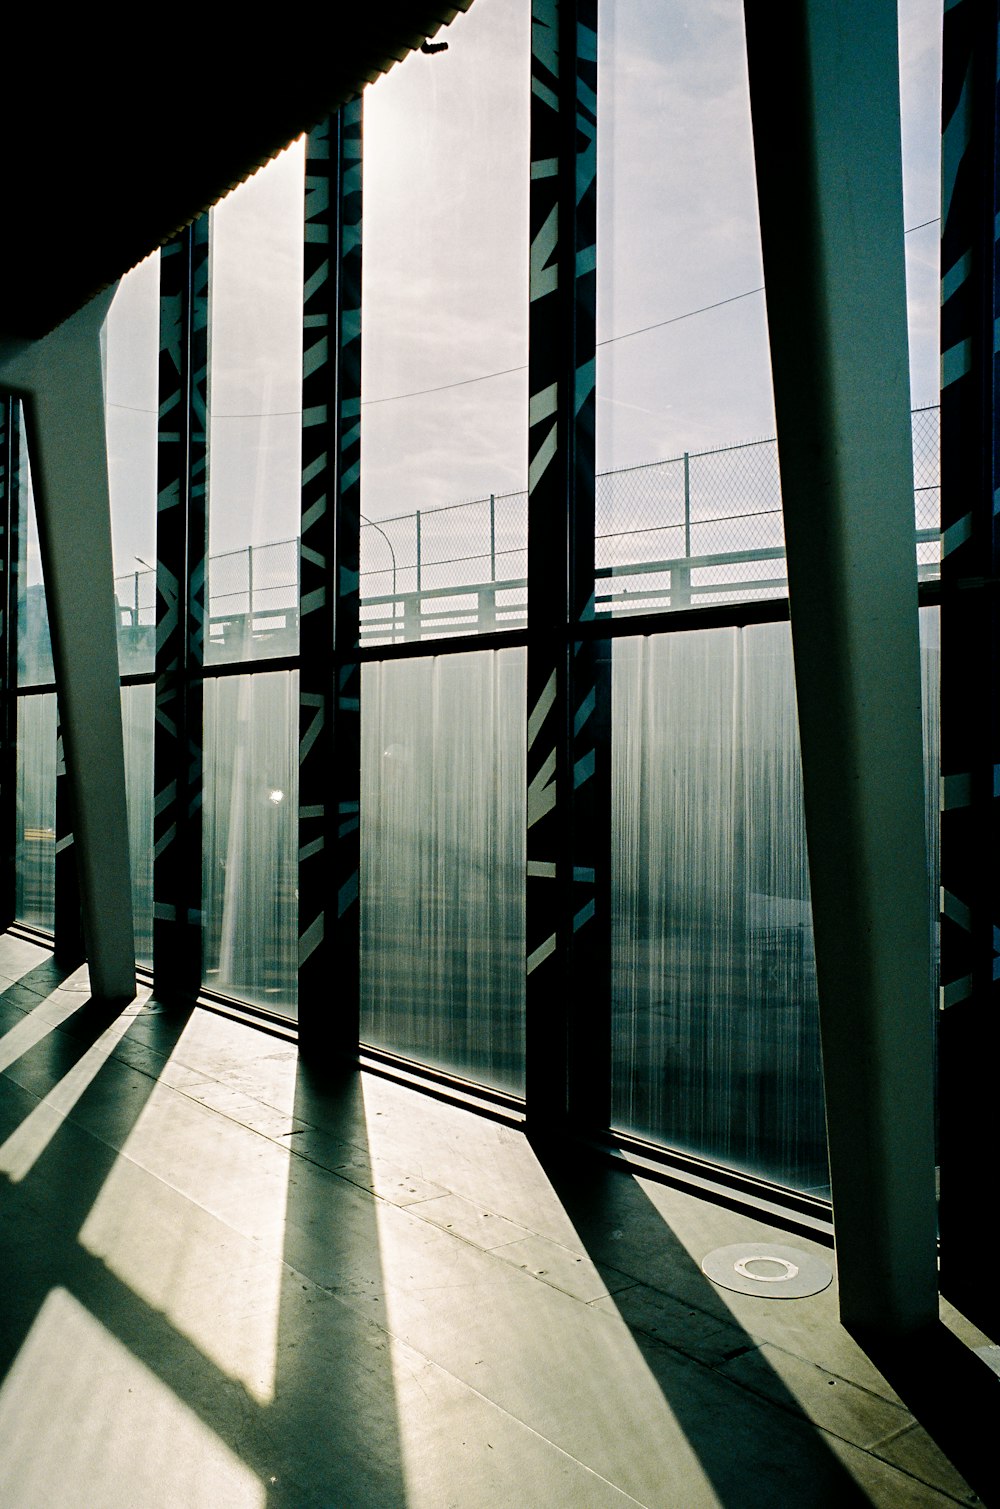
top-left (596, 0), bottom-right (942, 468)
top-left (80, 0), bottom-right (943, 593)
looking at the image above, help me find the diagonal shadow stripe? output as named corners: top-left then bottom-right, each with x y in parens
top-left (852, 1323), bottom-right (1000, 1504)
top-left (532, 1138), bottom-right (939, 1507)
top-left (0, 992), bottom-right (410, 1506)
top-left (269, 1061), bottom-right (407, 1506)
top-left (0, 956), bottom-right (74, 1000)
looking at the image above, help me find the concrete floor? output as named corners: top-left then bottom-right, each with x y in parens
top-left (0, 933), bottom-right (990, 1507)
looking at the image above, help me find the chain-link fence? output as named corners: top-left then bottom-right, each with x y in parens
top-left (205, 538), bottom-right (299, 662)
top-left (911, 404), bottom-right (941, 577)
top-left (110, 407), bottom-right (941, 657)
top-left (359, 489), bottom-right (528, 642)
top-left (595, 438), bottom-right (786, 614)
top-left (595, 406), bottom-right (939, 615)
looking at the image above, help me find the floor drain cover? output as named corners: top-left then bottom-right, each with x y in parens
top-left (702, 1243), bottom-right (833, 1299)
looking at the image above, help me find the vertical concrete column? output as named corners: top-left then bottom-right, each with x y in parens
top-left (744, 0), bottom-right (938, 1335)
top-left (1, 289), bottom-right (136, 1001)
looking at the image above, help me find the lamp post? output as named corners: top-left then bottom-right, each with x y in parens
top-left (360, 514), bottom-right (398, 641)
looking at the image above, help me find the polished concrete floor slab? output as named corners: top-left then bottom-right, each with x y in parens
top-left (0, 936), bottom-right (992, 1507)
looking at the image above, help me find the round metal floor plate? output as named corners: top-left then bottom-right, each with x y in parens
top-left (701, 1243), bottom-right (833, 1300)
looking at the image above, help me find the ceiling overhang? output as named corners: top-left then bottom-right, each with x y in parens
top-left (0, 5), bottom-right (473, 342)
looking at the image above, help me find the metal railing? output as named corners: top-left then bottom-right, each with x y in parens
top-left (98, 405), bottom-right (943, 667)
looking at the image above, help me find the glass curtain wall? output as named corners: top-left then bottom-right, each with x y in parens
top-left (595, 0), bottom-right (778, 619)
top-left (595, 0), bottom-right (941, 617)
top-left (611, 624), bottom-right (820, 1190)
top-left (15, 693), bottom-right (56, 932)
top-left (599, 0), bottom-right (942, 1191)
top-left (3, 4), bottom-right (944, 1204)
top-left (357, 0), bottom-right (531, 1091)
top-left (107, 254), bottom-right (160, 680)
top-left (17, 429), bottom-right (54, 690)
top-left (121, 685), bottom-right (154, 967)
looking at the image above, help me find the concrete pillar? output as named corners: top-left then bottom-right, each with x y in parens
top-left (744, 0), bottom-right (938, 1335)
top-left (1, 288), bottom-right (136, 1001)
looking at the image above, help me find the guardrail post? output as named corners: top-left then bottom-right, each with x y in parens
top-left (415, 510), bottom-right (422, 595)
top-left (478, 584), bottom-right (496, 633)
top-left (490, 492), bottom-right (496, 581)
top-left (403, 593), bottom-right (421, 642)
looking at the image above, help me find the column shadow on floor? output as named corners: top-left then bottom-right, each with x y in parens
top-left (532, 1135), bottom-right (933, 1508)
top-left (853, 1321), bottom-right (1000, 1505)
top-left (266, 1058), bottom-right (407, 1507)
top-left (0, 984), bottom-right (406, 1507)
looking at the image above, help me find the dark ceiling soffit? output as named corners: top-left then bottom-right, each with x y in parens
top-left (0, 3), bottom-right (473, 343)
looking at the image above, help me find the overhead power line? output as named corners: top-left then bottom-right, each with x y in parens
top-left (107, 216), bottom-right (942, 418)
top-left (360, 215), bottom-right (940, 408)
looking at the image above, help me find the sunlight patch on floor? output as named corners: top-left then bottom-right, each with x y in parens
top-left (0, 1012), bottom-right (135, 1182)
top-left (362, 1080), bottom-right (720, 1507)
top-left (0, 1286), bottom-right (264, 1509)
top-left (80, 1014), bottom-right (297, 1404)
top-left (0, 989), bottom-right (84, 1076)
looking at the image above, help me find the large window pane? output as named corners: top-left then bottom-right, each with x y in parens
top-left (595, 0), bottom-right (941, 621)
top-left (361, 649), bottom-right (525, 1093)
top-left (596, 2), bottom-right (777, 622)
top-left (207, 143), bottom-right (304, 666)
top-left (122, 683), bottom-right (154, 967)
top-left (611, 626), bottom-right (821, 1189)
top-left (203, 672), bottom-right (298, 1015)
top-left (611, 611), bottom-right (940, 1192)
top-left (106, 254), bottom-right (160, 676)
top-left (361, 0), bottom-right (529, 645)
top-left (17, 422), bottom-right (53, 689)
top-left (15, 694), bottom-right (56, 931)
